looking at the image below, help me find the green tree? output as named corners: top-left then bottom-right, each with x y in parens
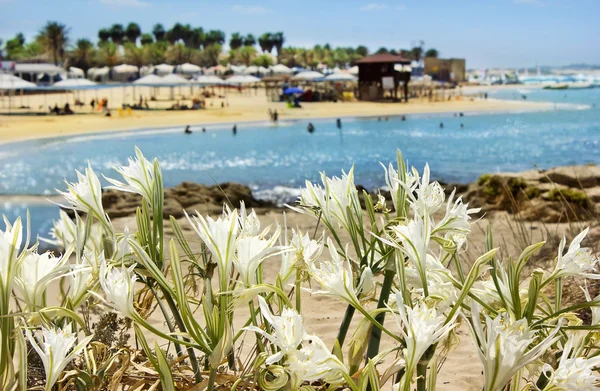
top-left (140, 33), bottom-right (154, 46)
top-left (205, 30), bottom-right (225, 46)
top-left (356, 45), bottom-right (369, 57)
top-left (5, 33), bottom-right (26, 59)
top-left (125, 22), bottom-right (141, 45)
top-left (243, 34), bottom-right (256, 47)
top-left (96, 41), bottom-right (119, 66)
top-left (124, 42), bottom-right (146, 68)
top-left (375, 47), bottom-right (388, 54)
top-left (37, 21), bottom-right (70, 65)
top-left (229, 32), bottom-right (243, 50)
top-left (271, 32), bottom-right (285, 58)
top-left (152, 24), bottom-right (166, 41)
top-left (425, 48), bottom-right (439, 58)
top-left (180, 24), bottom-right (194, 47)
top-left (165, 43), bottom-right (190, 64)
top-left (280, 47), bottom-right (299, 67)
top-left (236, 45), bottom-right (256, 66)
top-left (258, 33), bottom-right (273, 53)
top-left (146, 41), bottom-right (167, 64)
top-left (203, 43), bottom-right (222, 66)
top-left (410, 46), bottom-right (423, 61)
top-left (69, 38), bottom-right (95, 75)
top-left (170, 23), bottom-right (184, 43)
top-left (189, 27), bottom-right (204, 48)
top-left (98, 28), bottom-right (111, 44)
top-left (333, 48), bottom-right (349, 67)
top-left (110, 24), bottom-right (125, 45)
top-left (252, 54), bottom-right (273, 67)
top-left (400, 49), bottom-right (411, 58)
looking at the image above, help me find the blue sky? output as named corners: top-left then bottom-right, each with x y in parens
top-left (1, 0), bottom-right (598, 68)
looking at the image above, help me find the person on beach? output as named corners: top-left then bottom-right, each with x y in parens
top-left (273, 110), bottom-right (278, 122)
top-left (336, 118), bottom-right (342, 129)
top-left (233, 125), bottom-right (237, 135)
top-left (307, 123), bottom-right (315, 133)
top-left (185, 125), bottom-right (192, 134)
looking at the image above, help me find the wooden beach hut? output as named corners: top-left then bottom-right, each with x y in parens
top-left (355, 53), bottom-right (411, 102)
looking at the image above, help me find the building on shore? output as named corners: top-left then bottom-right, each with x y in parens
top-left (1, 62), bottom-right (66, 84)
top-left (355, 53), bottom-right (412, 102)
top-left (424, 58), bottom-right (466, 83)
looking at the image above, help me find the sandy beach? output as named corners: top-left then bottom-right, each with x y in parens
top-left (0, 86), bottom-right (554, 144)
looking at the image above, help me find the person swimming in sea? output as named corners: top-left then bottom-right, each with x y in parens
top-left (184, 125), bottom-right (192, 134)
top-left (307, 123), bottom-right (315, 133)
top-left (460, 123), bottom-right (464, 129)
top-left (233, 125), bottom-right (237, 135)
top-left (202, 127), bottom-right (206, 133)
top-left (440, 122), bottom-right (444, 129)
top-left (401, 115), bottom-right (406, 121)
top-left (336, 118), bottom-right (342, 129)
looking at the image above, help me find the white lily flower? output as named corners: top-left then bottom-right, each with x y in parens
top-left (543, 334), bottom-right (600, 391)
top-left (244, 296), bottom-right (306, 365)
top-left (469, 302), bottom-right (561, 391)
top-left (392, 290), bottom-right (458, 388)
top-left (291, 230), bottom-right (323, 267)
top-left (321, 168), bottom-right (360, 229)
top-left (237, 202), bottom-right (262, 237)
top-left (57, 164), bottom-right (107, 225)
top-left (69, 249), bottom-right (103, 308)
top-left (434, 190), bottom-right (480, 234)
top-left (583, 284), bottom-right (600, 325)
top-left (186, 210), bottom-right (239, 286)
top-left (43, 210), bottom-right (76, 249)
top-left (245, 297), bottom-right (347, 388)
top-left (234, 226), bottom-right (280, 285)
top-left (26, 323), bottom-right (93, 391)
top-left (308, 238), bottom-right (359, 304)
top-left (286, 335), bottom-right (347, 389)
top-left (114, 226), bottom-right (134, 260)
top-left (553, 228), bottom-right (599, 279)
top-left (16, 251), bottom-right (69, 309)
top-left (97, 259), bottom-right (137, 319)
top-left (405, 164), bottom-right (445, 217)
top-left (358, 266), bottom-right (376, 298)
top-left (105, 147), bottom-right (155, 202)
top-left (299, 180), bottom-right (326, 210)
top-left (0, 216), bottom-right (23, 294)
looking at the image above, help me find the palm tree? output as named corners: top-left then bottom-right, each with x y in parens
top-left (140, 33), bottom-right (154, 46)
top-left (252, 54), bottom-right (273, 67)
top-left (110, 24), bottom-right (125, 46)
top-left (98, 28), bottom-right (111, 44)
top-left (5, 33), bottom-right (26, 59)
top-left (125, 23), bottom-right (141, 45)
top-left (190, 28), bottom-right (204, 49)
top-left (258, 33), bottom-right (273, 53)
top-left (152, 24), bottom-right (166, 41)
top-left (425, 48), bottom-right (439, 58)
top-left (96, 42), bottom-right (119, 66)
top-left (124, 42), bottom-right (146, 68)
top-left (146, 41), bottom-right (167, 64)
top-left (180, 24), bottom-right (193, 47)
top-left (243, 34), bottom-right (256, 47)
top-left (280, 47), bottom-right (298, 67)
top-left (169, 23), bottom-right (184, 44)
top-left (236, 46), bottom-right (256, 66)
top-left (37, 21), bottom-right (70, 65)
top-left (271, 32), bottom-right (285, 59)
top-left (203, 44), bottom-right (222, 67)
top-left (229, 32), bottom-right (243, 50)
top-left (69, 38), bottom-right (94, 75)
top-left (165, 43), bottom-right (189, 64)
top-left (205, 30), bottom-right (225, 46)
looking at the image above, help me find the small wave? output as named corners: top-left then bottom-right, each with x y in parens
top-left (254, 186), bottom-right (302, 206)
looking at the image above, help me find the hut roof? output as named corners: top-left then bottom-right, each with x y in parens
top-left (355, 53), bottom-right (411, 64)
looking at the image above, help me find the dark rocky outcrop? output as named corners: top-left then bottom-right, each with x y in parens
top-left (102, 182), bottom-right (275, 219)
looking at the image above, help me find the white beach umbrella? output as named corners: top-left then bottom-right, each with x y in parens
top-left (176, 63), bottom-right (202, 75)
top-left (348, 66), bottom-right (359, 75)
top-left (271, 64), bottom-right (292, 74)
top-left (243, 66), bottom-right (268, 75)
top-left (325, 73), bottom-right (358, 82)
top-left (53, 78), bottom-right (97, 88)
top-left (133, 74), bottom-right (164, 85)
top-left (140, 65), bottom-right (154, 76)
top-left (161, 74), bottom-right (189, 84)
top-left (230, 65), bottom-right (246, 74)
top-left (154, 63), bottom-right (174, 76)
top-left (0, 74), bottom-right (37, 89)
top-left (226, 75), bottom-right (261, 85)
top-left (194, 75), bottom-right (224, 85)
top-left (291, 71), bottom-right (325, 81)
top-left (112, 64), bottom-right (138, 74)
top-left (67, 67), bottom-right (84, 78)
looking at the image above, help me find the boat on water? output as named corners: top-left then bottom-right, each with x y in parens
top-left (544, 84), bottom-right (568, 90)
top-left (543, 82), bottom-right (594, 90)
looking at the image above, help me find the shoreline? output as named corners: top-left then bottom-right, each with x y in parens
top-left (0, 89), bottom-right (556, 145)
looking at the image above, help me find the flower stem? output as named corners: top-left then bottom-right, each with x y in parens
top-left (416, 361), bottom-right (427, 391)
top-left (295, 268), bottom-right (302, 313)
top-left (366, 269), bottom-right (395, 360)
top-left (336, 304), bottom-right (355, 346)
top-left (207, 367), bottom-right (217, 391)
top-left (249, 301), bottom-right (266, 353)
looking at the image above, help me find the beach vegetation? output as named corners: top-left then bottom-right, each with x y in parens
top-left (548, 187), bottom-right (590, 208)
top-left (0, 147), bottom-right (598, 391)
top-left (37, 21), bottom-right (70, 65)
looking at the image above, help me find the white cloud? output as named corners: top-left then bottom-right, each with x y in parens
top-left (231, 5), bottom-right (269, 15)
top-left (99, 0), bottom-right (150, 7)
top-left (361, 3), bottom-right (389, 11)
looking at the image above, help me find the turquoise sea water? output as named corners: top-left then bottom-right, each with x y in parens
top-left (1, 88), bottom-right (599, 237)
